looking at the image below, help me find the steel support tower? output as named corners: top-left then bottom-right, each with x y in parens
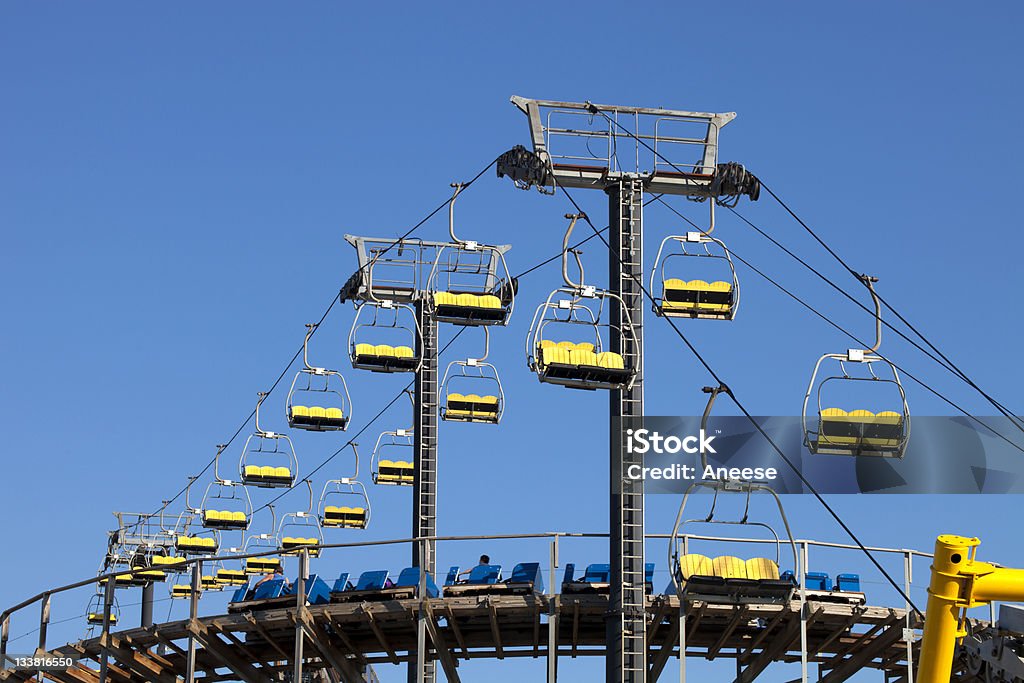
top-left (508, 95), bottom-right (735, 682)
top-left (411, 298), bottom-right (438, 683)
top-left (607, 177), bottom-right (647, 681)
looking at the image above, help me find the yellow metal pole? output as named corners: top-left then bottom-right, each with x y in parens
top-left (917, 535), bottom-right (978, 683)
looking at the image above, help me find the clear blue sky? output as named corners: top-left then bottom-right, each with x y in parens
top-left (2, 3), bottom-right (1023, 680)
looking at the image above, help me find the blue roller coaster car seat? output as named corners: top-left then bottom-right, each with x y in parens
top-left (283, 574), bottom-right (331, 605)
top-left (252, 578), bottom-right (287, 601)
top-left (444, 566), bottom-right (460, 587)
top-left (836, 573), bottom-right (860, 592)
top-left (394, 567), bottom-right (440, 598)
top-left (332, 572), bottom-right (352, 593)
top-left (507, 562), bottom-right (544, 593)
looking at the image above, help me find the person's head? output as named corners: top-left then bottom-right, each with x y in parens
top-left (479, 554), bottom-right (490, 565)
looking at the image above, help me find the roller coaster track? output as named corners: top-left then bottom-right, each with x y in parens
top-left (0, 593), bottom-right (921, 683)
top-left (0, 533), bottom-right (933, 682)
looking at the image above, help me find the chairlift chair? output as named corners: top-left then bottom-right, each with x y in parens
top-left (370, 425), bottom-right (415, 486)
top-left (669, 386), bottom-right (798, 604)
top-left (85, 590), bottom-right (120, 626)
top-left (278, 481), bottom-right (324, 557)
top-left (197, 475), bottom-right (252, 531)
top-left (287, 323), bottom-right (352, 431)
top-left (316, 444), bottom-right (370, 529)
top-left (427, 183), bottom-right (515, 326)
top-left (173, 497), bottom-right (221, 555)
top-left (319, 480), bottom-right (370, 530)
top-left (440, 328), bottom-right (504, 424)
top-left (349, 299), bottom-right (422, 373)
top-left (242, 507), bottom-right (284, 576)
top-left (802, 276), bottom-right (910, 458)
top-left (651, 204), bottom-right (739, 320)
top-left (526, 214), bottom-right (638, 391)
top-left (238, 393), bottom-right (297, 488)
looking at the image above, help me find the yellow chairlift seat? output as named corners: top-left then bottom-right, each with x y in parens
top-left (136, 566), bottom-right (167, 581)
top-left (171, 584), bottom-right (198, 599)
top-left (711, 556), bottom-right (748, 579)
top-left (87, 613), bottom-right (117, 626)
top-left (660, 279), bottom-right (734, 319)
top-left (444, 392), bottom-right (500, 423)
top-left (242, 465), bottom-right (295, 488)
top-left (353, 343), bottom-right (418, 372)
top-left (203, 509), bottom-right (248, 530)
top-left (245, 557), bottom-right (283, 575)
top-left (818, 408), bottom-right (904, 453)
top-left (152, 555), bottom-right (187, 571)
top-left (536, 340), bottom-right (630, 389)
top-left (322, 505), bottom-right (369, 529)
top-left (289, 405), bottom-right (347, 429)
top-left (199, 575), bottom-right (222, 591)
top-left (679, 554), bottom-right (714, 580)
top-left (679, 554), bottom-right (791, 601)
top-left (280, 537), bottom-right (322, 557)
top-left (176, 535), bottom-right (218, 554)
top-left (101, 573), bottom-right (149, 588)
top-left (744, 557), bottom-right (781, 581)
top-left (215, 569), bottom-right (248, 586)
top-left (433, 291), bottom-right (508, 324)
top-left (375, 459), bottom-right (414, 486)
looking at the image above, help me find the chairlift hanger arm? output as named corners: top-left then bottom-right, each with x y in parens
top-left (860, 274), bottom-right (882, 354)
top-left (699, 384), bottom-right (729, 471)
top-left (561, 213), bottom-right (587, 290)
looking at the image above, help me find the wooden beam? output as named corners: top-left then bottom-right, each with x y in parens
top-left (735, 618), bottom-right (802, 683)
top-left (187, 620), bottom-right (267, 683)
top-left (820, 616), bottom-right (904, 682)
top-left (708, 606), bottom-right (749, 660)
top-left (359, 604), bottom-right (398, 665)
top-left (423, 606), bottom-right (461, 683)
top-left (296, 610), bottom-right (365, 683)
top-left (738, 607), bottom-right (788, 662)
top-left (104, 636), bottom-right (177, 683)
top-left (487, 601), bottom-right (504, 660)
top-left (648, 613), bottom-right (681, 682)
top-left (444, 605), bottom-right (469, 660)
top-left (242, 613), bottom-right (292, 662)
top-left (324, 615), bottom-right (368, 667)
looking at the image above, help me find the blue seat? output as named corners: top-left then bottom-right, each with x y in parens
top-left (645, 563), bottom-right (655, 588)
top-left (229, 582), bottom-right (251, 603)
top-left (252, 578), bottom-right (286, 601)
top-left (444, 566), bottom-right (460, 587)
top-left (507, 563), bottom-right (544, 593)
top-left (464, 564), bottom-right (501, 585)
top-left (836, 573), bottom-right (860, 592)
top-left (562, 563), bottom-right (577, 585)
top-left (354, 570), bottom-right (390, 592)
top-left (806, 572), bottom-right (832, 591)
top-left (283, 574), bottom-right (331, 605)
top-left (583, 564), bottom-right (610, 583)
top-left (332, 572), bottom-right (352, 593)
top-left (394, 567), bottom-right (440, 598)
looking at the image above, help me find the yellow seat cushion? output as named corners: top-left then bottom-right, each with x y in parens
top-left (745, 558), bottom-right (780, 581)
top-left (325, 407), bottom-right (344, 420)
top-left (680, 554), bottom-right (713, 579)
top-left (711, 556), bottom-right (747, 579)
top-left (434, 291), bottom-right (502, 310)
top-left (596, 352), bottom-right (624, 369)
top-left (290, 405), bottom-right (310, 418)
top-left (309, 406), bottom-right (326, 419)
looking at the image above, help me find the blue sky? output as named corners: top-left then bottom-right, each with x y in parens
top-left (2, 2), bottom-right (1023, 680)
